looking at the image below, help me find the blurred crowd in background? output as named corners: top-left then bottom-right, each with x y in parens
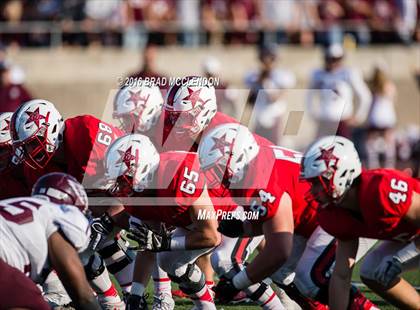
top-left (1, 40), bottom-right (419, 176)
top-left (0, 0), bottom-right (420, 47)
top-left (0, 1), bottom-right (419, 175)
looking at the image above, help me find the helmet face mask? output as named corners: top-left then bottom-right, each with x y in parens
top-left (11, 99), bottom-right (64, 170)
top-left (164, 107), bottom-right (202, 136)
top-left (306, 175), bottom-right (337, 207)
top-left (164, 77), bottom-right (217, 138)
top-left (105, 134), bottom-right (160, 197)
top-left (301, 135), bottom-right (362, 205)
top-left (0, 112), bottom-right (14, 172)
top-left (0, 144), bottom-right (12, 172)
top-left (107, 174), bottom-right (135, 197)
top-left (198, 123), bottom-right (259, 186)
top-left (18, 125), bottom-right (56, 169)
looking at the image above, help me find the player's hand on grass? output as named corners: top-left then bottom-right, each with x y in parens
top-left (126, 294), bottom-right (148, 310)
top-left (128, 222), bottom-right (171, 252)
top-left (213, 276), bottom-right (240, 303)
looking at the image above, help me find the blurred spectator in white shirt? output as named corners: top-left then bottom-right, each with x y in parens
top-left (395, 0), bottom-right (418, 44)
top-left (177, 0), bottom-right (200, 46)
top-left (245, 44), bottom-right (296, 144)
top-left (365, 64), bottom-right (397, 168)
top-left (84, 0), bottom-right (124, 46)
top-left (306, 44), bottom-right (372, 138)
top-left (259, 0), bottom-right (296, 44)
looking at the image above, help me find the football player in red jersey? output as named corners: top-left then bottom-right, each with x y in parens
top-left (160, 76), bottom-right (274, 301)
top-left (10, 99), bottom-right (128, 309)
top-left (199, 124), bottom-right (379, 310)
top-left (301, 135), bottom-right (420, 310)
top-left (101, 133), bottom-right (221, 310)
top-left (156, 76), bottom-right (273, 153)
top-left (0, 111), bottom-right (30, 199)
top-left (198, 122), bottom-right (314, 309)
top-left (114, 77), bottom-right (274, 305)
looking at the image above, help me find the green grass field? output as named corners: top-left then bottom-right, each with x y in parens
top-left (119, 240), bottom-right (419, 309)
top-left (118, 266), bottom-right (419, 309)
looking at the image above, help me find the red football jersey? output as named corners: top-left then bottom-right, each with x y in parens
top-left (152, 111), bottom-right (273, 153)
top-left (318, 169), bottom-right (420, 242)
top-left (124, 152), bottom-right (206, 227)
top-left (209, 145), bottom-right (319, 237)
top-left (0, 165), bottom-right (30, 199)
top-left (24, 115), bottom-right (123, 189)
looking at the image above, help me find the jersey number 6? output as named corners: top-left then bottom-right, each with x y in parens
top-left (180, 167), bottom-right (199, 195)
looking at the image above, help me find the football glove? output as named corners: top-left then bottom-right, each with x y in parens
top-left (126, 294), bottom-right (148, 310)
top-left (127, 222), bottom-right (171, 252)
top-left (373, 255), bottom-right (402, 287)
top-left (213, 276), bottom-right (240, 303)
top-left (218, 219), bottom-right (244, 238)
top-left (89, 213), bottom-right (114, 250)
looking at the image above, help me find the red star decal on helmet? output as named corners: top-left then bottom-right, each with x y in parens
top-left (1, 119), bottom-right (10, 131)
top-left (25, 107), bottom-right (46, 128)
top-left (127, 90), bottom-right (143, 106)
top-left (316, 146), bottom-right (338, 167)
top-left (210, 133), bottom-right (231, 154)
top-left (117, 146), bottom-right (138, 169)
top-left (182, 87), bottom-right (203, 109)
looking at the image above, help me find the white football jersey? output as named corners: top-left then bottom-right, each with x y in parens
top-left (0, 196), bottom-right (90, 283)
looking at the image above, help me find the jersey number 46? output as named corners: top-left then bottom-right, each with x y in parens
top-left (388, 178), bottom-right (408, 204)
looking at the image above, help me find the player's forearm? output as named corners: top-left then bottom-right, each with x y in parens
top-left (243, 220), bottom-right (263, 237)
top-left (329, 272), bottom-right (352, 310)
top-left (184, 227), bottom-right (221, 250)
top-left (133, 251), bottom-right (155, 285)
top-left (238, 232), bottom-right (292, 285)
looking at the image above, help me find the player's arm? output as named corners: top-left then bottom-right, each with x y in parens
top-left (186, 187), bottom-right (221, 249)
top-left (128, 188), bottom-right (221, 251)
top-left (48, 231), bottom-right (100, 310)
top-left (404, 190), bottom-right (420, 228)
top-left (231, 192), bottom-right (294, 289)
top-left (329, 238), bottom-right (359, 310)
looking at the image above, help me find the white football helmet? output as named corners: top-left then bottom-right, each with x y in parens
top-left (105, 133), bottom-right (160, 196)
top-left (113, 84), bottom-right (163, 133)
top-left (164, 76), bottom-right (217, 137)
top-left (198, 123), bottom-right (259, 185)
top-left (0, 112), bottom-right (13, 171)
top-left (301, 135), bottom-right (362, 203)
top-left (11, 99), bottom-right (64, 169)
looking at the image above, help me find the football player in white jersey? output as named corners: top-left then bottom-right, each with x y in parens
top-left (0, 172), bottom-right (100, 310)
